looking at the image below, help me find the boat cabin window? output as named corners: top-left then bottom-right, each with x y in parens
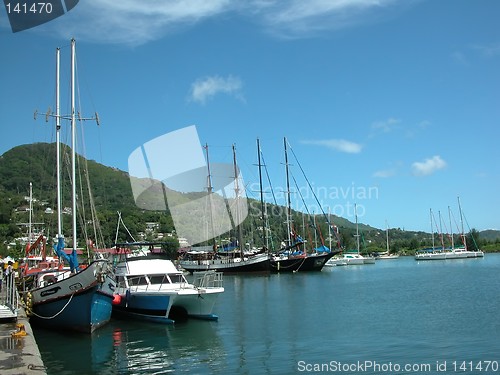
top-left (126, 276), bottom-right (149, 286)
top-left (149, 275), bottom-right (168, 284)
top-left (168, 274), bottom-right (186, 283)
top-left (116, 276), bottom-right (127, 287)
top-left (42, 274), bottom-right (57, 285)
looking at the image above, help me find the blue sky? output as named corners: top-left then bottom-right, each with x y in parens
top-left (1, 0), bottom-right (499, 233)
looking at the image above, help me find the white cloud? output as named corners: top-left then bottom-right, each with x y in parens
top-left (254, 0), bottom-right (403, 38)
top-left (189, 75), bottom-right (243, 104)
top-left (47, 0), bottom-right (233, 45)
top-left (301, 139), bottom-right (362, 153)
top-left (373, 168), bottom-right (396, 178)
top-left (405, 119), bottom-right (431, 138)
top-left (472, 43), bottom-right (500, 57)
top-left (371, 117), bottom-right (401, 133)
top-left (35, 0), bottom-right (410, 45)
top-left (411, 155), bottom-right (447, 177)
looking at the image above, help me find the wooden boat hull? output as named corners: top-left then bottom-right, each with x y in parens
top-left (270, 252), bottom-right (336, 273)
top-left (27, 260), bottom-right (115, 333)
top-left (180, 253), bottom-right (270, 274)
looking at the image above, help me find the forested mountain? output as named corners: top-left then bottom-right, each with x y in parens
top-left (0, 143), bottom-right (497, 258)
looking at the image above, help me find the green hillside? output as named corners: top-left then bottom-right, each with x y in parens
top-left (1, 143), bottom-right (497, 258)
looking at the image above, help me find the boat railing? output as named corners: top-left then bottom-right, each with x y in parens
top-left (192, 271), bottom-right (223, 289)
top-left (0, 272), bottom-right (19, 319)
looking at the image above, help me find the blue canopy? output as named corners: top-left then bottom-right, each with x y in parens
top-left (315, 245), bottom-right (330, 253)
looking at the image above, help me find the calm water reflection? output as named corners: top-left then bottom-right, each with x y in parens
top-left (34, 254), bottom-right (500, 374)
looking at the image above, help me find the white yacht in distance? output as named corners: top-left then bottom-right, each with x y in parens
top-left (325, 256), bottom-right (348, 266)
top-left (377, 222), bottom-right (399, 260)
top-left (326, 204), bottom-right (375, 266)
top-left (415, 199), bottom-right (484, 261)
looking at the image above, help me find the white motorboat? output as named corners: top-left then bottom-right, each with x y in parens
top-left (111, 246), bottom-right (224, 323)
top-left (324, 256), bottom-right (348, 267)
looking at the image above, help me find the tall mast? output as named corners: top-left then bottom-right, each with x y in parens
top-left (28, 182), bottom-right (33, 246)
top-left (448, 206), bottom-right (454, 250)
top-left (355, 203), bottom-right (360, 254)
top-left (458, 196), bottom-right (467, 251)
top-left (302, 212), bottom-right (306, 242)
top-left (438, 210), bottom-right (445, 250)
top-left (284, 137), bottom-right (292, 248)
top-left (264, 203), bottom-right (270, 250)
top-left (70, 38), bottom-right (77, 252)
top-left (55, 47), bottom-right (62, 238)
top-left (328, 207), bottom-right (332, 250)
top-left (257, 138), bottom-right (267, 251)
top-left (204, 143), bottom-right (217, 251)
top-left (386, 220), bottom-right (390, 254)
top-left (313, 212), bottom-right (318, 249)
top-left (430, 208), bottom-right (435, 250)
top-left (232, 144), bottom-right (244, 258)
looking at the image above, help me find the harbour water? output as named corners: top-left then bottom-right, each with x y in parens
top-left (33, 254), bottom-right (500, 374)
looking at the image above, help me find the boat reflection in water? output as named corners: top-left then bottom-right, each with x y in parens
top-left (32, 323), bottom-right (114, 374)
top-left (33, 319), bottom-right (225, 374)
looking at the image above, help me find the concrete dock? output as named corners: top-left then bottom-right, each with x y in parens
top-left (0, 306), bottom-right (46, 374)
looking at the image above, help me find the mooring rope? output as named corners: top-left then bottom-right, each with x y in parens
top-left (23, 292), bottom-right (76, 320)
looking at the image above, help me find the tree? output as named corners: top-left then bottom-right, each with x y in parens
top-left (466, 229), bottom-right (480, 251)
top-left (160, 237), bottom-right (180, 259)
top-left (409, 238), bottom-right (419, 251)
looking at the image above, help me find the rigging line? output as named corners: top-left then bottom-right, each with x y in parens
top-left (259, 145), bottom-right (283, 252)
top-left (74, 45), bottom-right (99, 116)
top-left (290, 172), bottom-right (309, 214)
top-left (113, 212), bottom-right (121, 245)
top-left (79, 137), bottom-right (105, 250)
top-left (430, 210), bottom-right (444, 248)
top-left (44, 143), bottom-right (58, 239)
top-left (450, 209), bottom-right (462, 234)
top-left (462, 212), bottom-right (479, 250)
top-left (301, 212), bottom-right (314, 253)
top-left (315, 214), bottom-right (326, 247)
top-left (286, 140), bottom-right (343, 248)
top-left (290, 172), bottom-right (313, 252)
top-left (260, 149), bottom-right (279, 207)
top-left (87, 172), bottom-right (104, 251)
top-left (440, 212), bottom-right (453, 245)
top-left (76, 153), bottom-right (90, 256)
top-left (74, 56), bottom-right (105, 253)
top-left (290, 173), bottom-right (328, 248)
top-left (121, 214), bottom-right (136, 243)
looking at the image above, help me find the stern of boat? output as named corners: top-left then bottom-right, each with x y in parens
top-left (173, 271), bottom-right (224, 320)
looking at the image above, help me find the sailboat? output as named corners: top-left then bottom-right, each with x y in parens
top-left (454, 197), bottom-right (484, 258)
top-left (330, 204), bottom-right (375, 265)
top-left (179, 144), bottom-right (270, 274)
top-left (269, 138), bottom-right (337, 272)
top-left (415, 209), bottom-right (447, 260)
top-left (415, 198), bottom-right (484, 260)
top-left (323, 209), bottom-right (348, 267)
top-left (376, 221), bottom-right (399, 259)
top-left (22, 182), bottom-right (62, 281)
top-left (23, 39), bottom-right (116, 333)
